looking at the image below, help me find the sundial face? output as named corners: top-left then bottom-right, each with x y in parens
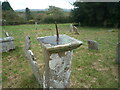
top-left (39, 35), bottom-right (74, 46)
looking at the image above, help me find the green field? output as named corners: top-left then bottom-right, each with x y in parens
top-left (1, 24), bottom-right (119, 88)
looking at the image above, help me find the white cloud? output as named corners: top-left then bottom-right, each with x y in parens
top-left (1, 0), bottom-right (76, 10)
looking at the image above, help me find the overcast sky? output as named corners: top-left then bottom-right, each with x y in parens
top-left (1, 0), bottom-right (76, 10)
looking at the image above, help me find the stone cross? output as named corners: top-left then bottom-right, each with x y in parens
top-left (88, 40), bottom-right (99, 50)
top-left (73, 26), bottom-right (80, 35)
top-left (69, 24), bottom-right (73, 32)
top-left (116, 42), bottom-right (120, 64)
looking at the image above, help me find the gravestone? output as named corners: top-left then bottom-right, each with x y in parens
top-left (35, 22), bottom-right (38, 30)
top-left (69, 24), bottom-right (73, 32)
top-left (27, 50), bottom-right (43, 85)
top-left (5, 32), bottom-right (9, 37)
top-left (116, 42), bottom-right (120, 64)
top-left (24, 36), bottom-right (43, 86)
top-left (24, 36), bottom-right (31, 59)
top-left (37, 34), bottom-right (82, 88)
top-left (73, 26), bottom-right (79, 35)
top-left (0, 37), bottom-right (15, 52)
top-left (25, 36), bottom-right (31, 50)
top-left (88, 40), bottom-right (99, 50)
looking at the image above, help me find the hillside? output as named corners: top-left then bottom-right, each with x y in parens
top-left (15, 9), bottom-right (71, 12)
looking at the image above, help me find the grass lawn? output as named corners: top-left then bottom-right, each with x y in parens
top-left (1, 24), bottom-right (119, 88)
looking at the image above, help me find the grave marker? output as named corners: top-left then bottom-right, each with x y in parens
top-left (69, 24), bottom-right (73, 32)
top-left (0, 37), bottom-right (15, 52)
top-left (116, 42), bottom-right (120, 64)
top-left (24, 36), bottom-right (43, 86)
top-left (35, 22), bottom-right (38, 30)
top-left (27, 50), bottom-right (43, 85)
top-left (88, 40), bottom-right (99, 50)
top-left (5, 32), bottom-right (9, 37)
top-left (25, 36), bottom-right (31, 50)
top-left (73, 26), bottom-right (80, 35)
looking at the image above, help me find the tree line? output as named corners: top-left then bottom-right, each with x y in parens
top-left (71, 2), bottom-right (119, 27)
top-left (1, 1), bottom-right (119, 27)
top-left (1, 1), bottom-right (71, 25)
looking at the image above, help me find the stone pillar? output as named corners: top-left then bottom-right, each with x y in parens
top-left (37, 34), bottom-right (82, 88)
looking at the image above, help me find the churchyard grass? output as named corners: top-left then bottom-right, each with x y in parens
top-left (1, 24), bottom-right (119, 88)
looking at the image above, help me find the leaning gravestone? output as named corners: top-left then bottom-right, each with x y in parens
top-left (27, 50), bottom-right (43, 85)
top-left (73, 26), bottom-right (80, 35)
top-left (88, 40), bottom-right (99, 50)
top-left (5, 32), bottom-right (9, 37)
top-left (116, 42), bottom-right (120, 64)
top-left (24, 36), bottom-right (43, 86)
top-left (0, 37), bottom-right (15, 52)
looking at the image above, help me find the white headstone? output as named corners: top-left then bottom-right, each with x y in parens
top-left (69, 24), bottom-right (73, 32)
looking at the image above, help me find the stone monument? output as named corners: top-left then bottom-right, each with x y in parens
top-left (37, 23), bottom-right (82, 88)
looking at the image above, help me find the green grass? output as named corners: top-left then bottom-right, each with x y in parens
top-left (1, 24), bottom-right (119, 88)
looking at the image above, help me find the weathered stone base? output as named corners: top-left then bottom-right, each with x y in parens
top-left (43, 50), bottom-right (73, 88)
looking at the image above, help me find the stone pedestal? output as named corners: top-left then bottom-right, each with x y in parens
top-left (37, 34), bottom-right (82, 88)
top-left (0, 37), bottom-right (15, 52)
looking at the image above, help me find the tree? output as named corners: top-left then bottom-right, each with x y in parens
top-left (2, 1), bottom-right (13, 11)
top-left (41, 6), bottom-right (69, 23)
top-left (25, 7), bottom-right (32, 21)
top-left (71, 2), bottom-right (119, 27)
top-left (2, 1), bottom-right (25, 25)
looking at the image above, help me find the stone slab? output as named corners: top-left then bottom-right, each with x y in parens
top-left (37, 34), bottom-right (82, 53)
top-left (88, 40), bottom-right (99, 50)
